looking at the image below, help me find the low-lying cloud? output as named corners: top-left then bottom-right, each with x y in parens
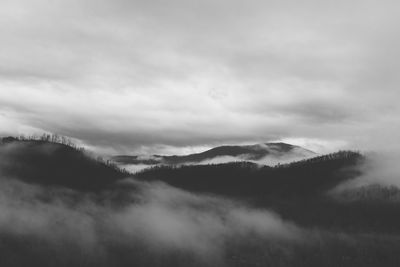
top-left (328, 152), bottom-right (400, 202)
top-left (0, 174), bottom-right (301, 266)
top-left (1, 143), bottom-right (400, 265)
top-left (119, 145), bottom-right (316, 173)
top-left (191, 146), bottom-right (315, 166)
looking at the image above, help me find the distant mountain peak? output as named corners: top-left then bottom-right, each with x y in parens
top-left (112, 142), bottom-right (316, 172)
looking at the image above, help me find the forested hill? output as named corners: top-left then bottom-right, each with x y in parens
top-left (0, 136), bottom-right (129, 191)
top-left (135, 151), bottom-right (400, 233)
top-left (136, 151), bottom-right (364, 197)
top-left (112, 142), bottom-right (315, 166)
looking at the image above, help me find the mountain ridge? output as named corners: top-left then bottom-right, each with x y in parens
top-left (112, 142), bottom-right (316, 166)
top-left (0, 137), bottom-right (129, 191)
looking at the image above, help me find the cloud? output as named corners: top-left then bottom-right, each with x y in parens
top-left (332, 152), bottom-right (400, 192)
top-left (1, 142), bottom-right (400, 265)
top-left (0, 171), bottom-right (302, 266)
top-left (112, 181), bottom-right (299, 257)
top-left (0, 0), bottom-right (399, 153)
top-left (182, 146), bottom-right (315, 166)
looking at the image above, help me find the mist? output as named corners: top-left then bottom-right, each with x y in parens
top-left (117, 145), bottom-right (316, 174)
top-left (0, 172), bottom-right (303, 266)
top-left (1, 0), bottom-right (400, 265)
top-left (2, 139), bottom-right (400, 266)
top-left (335, 152), bottom-right (400, 188)
top-left (191, 146), bottom-right (316, 166)
top-left (2, 173), bottom-right (398, 266)
top-left (327, 151), bottom-right (400, 204)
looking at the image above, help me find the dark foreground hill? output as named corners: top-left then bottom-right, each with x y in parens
top-left (0, 137), bottom-right (129, 191)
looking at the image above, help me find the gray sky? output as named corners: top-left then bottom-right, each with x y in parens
top-left (0, 0), bottom-right (399, 154)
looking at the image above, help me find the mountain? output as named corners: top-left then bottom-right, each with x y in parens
top-left (4, 136), bottom-right (400, 266)
top-left (134, 151), bottom-right (400, 233)
top-left (111, 142), bottom-right (316, 172)
top-left (136, 151), bottom-right (363, 198)
top-left (0, 137), bottom-right (129, 191)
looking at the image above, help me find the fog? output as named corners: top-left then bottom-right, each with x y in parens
top-left (1, 141), bottom-right (400, 266)
top-left (324, 151), bottom-right (400, 204)
top-left (354, 152), bottom-right (400, 188)
top-left (118, 145), bottom-right (316, 173)
top-left (332, 151), bottom-right (400, 189)
top-left (192, 146), bottom-right (316, 166)
top-left (0, 174), bottom-right (302, 266)
top-left (2, 173), bottom-right (398, 266)
top-left (121, 163), bottom-right (154, 173)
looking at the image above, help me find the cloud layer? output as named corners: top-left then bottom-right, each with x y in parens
top-left (0, 174), bottom-right (302, 266)
top-left (0, 0), bottom-right (399, 153)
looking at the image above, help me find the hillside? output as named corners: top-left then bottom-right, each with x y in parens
top-left (136, 151), bottom-right (362, 197)
top-left (112, 142), bottom-right (316, 170)
top-left (2, 136), bottom-right (400, 266)
top-left (134, 151), bottom-right (400, 233)
top-left (0, 137), bottom-right (129, 191)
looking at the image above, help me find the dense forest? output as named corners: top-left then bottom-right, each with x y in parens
top-left (136, 151), bottom-right (400, 234)
top-left (136, 151), bottom-right (363, 197)
top-left (0, 136), bottom-right (129, 191)
top-left (1, 136), bottom-right (400, 266)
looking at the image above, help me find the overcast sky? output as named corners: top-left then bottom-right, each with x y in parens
top-left (0, 0), bottom-right (399, 154)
